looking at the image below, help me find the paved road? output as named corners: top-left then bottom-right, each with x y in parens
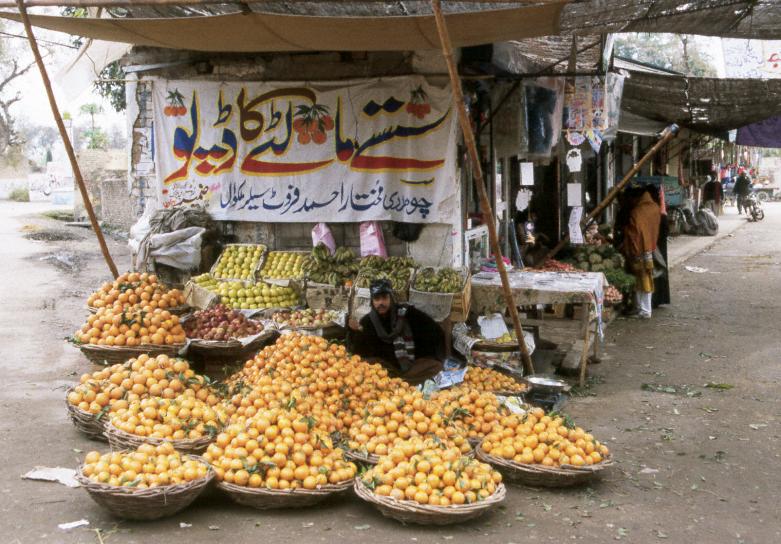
top-left (0, 201), bottom-right (779, 544)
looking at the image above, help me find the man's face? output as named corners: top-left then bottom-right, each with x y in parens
top-left (371, 294), bottom-right (392, 315)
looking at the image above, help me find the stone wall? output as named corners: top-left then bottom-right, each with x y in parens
top-left (73, 149), bottom-right (128, 224)
top-left (124, 47), bottom-right (460, 265)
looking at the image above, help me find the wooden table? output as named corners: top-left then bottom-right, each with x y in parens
top-left (470, 271), bottom-right (607, 386)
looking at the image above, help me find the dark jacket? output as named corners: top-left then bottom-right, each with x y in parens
top-left (348, 304), bottom-right (445, 364)
top-left (733, 174), bottom-right (751, 196)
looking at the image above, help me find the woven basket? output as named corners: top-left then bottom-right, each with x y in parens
top-left (65, 388), bottom-right (108, 441)
top-left (343, 449), bottom-right (379, 465)
top-left (475, 445), bottom-right (613, 488)
top-left (88, 304), bottom-right (190, 316)
top-left (217, 478), bottom-right (353, 509)
top-left (354, 478), bottom-right (505, 525)
top-left (75, 456), bottom-right (213, 520)
top-left (78, 343), bottom-right (184, 365)
top-left (186, 328), bottom-right (275, 359)
top-left (105, 422), bottom-right (214, 454)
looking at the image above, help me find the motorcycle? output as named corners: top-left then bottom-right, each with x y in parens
top-left (744, 193), bottom-right (765, 221)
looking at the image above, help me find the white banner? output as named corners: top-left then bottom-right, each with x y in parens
top-left (153, 77), bottom-right (458, 223)
top-left (722, 39), bottom-right (781, 79)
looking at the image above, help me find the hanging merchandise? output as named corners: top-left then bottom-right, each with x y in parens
top-left (311, 223), bottom-right (336, 254)
top-left (359, 221), bottom-right (388, 257)
top-left (563, 73), bottom-right (625, 153)
top-left (524, 77), bottom-right (564, 159)
top-left (565, 148), bottom-right (583, 173)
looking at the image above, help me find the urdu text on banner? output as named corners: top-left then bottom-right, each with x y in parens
top-left (153, 77), bottom-right (458, 223)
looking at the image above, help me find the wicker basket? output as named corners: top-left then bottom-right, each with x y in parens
top-left (353, 478), bottom-right (505, 525)
top-left (105, 422), bottom-right (214, 454)
top-left (186, 327), bottom-right (275, 359)
top-left (65, 388), bottom-right (108, 441)
top-left (217, 478), bottom-right (353, 510)
top-left (344, 449), bottom-right (379, 465)
top-left (78, 343), bottom-right (184, 365)
top-left (475, 445), bottom-right (613, 488)
top-left (75, 456), bottom-right (213, 520)
top-left (87, 304), bottom-right (190, 316)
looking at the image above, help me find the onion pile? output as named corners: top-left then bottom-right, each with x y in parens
top-left (184, 305), bottom-right (263, 342)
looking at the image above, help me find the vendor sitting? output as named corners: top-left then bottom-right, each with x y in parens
top-left (348, 279), bottom-right (445, 385)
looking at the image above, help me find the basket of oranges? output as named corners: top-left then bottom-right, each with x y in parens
top-left (75, 444), bottom-right (214, 520)
top-left (207, 408), bottom-right (358, 509)
top-left (475, 408), bottom-right (613, 488)
top-left (86, 272), bottom-right (189, 315)
top-left (73, 307), bottom-right (187, 365)
top-left (105, 394), bottom-right (226, 454)
top-left (354, 438), bottom-right (506, 525)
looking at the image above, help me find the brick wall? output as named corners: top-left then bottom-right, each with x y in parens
top-left (73, 149), bottom-right (128, 224)
top-left (125, 47), bottom-right (459, 265)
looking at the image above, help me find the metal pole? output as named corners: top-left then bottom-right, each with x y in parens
top-left (431, 0), bottom-right (534, 375)
top-left (545, 124), bottom-right (679, 261)
top-left (17, 0), bottom-right (119, 279)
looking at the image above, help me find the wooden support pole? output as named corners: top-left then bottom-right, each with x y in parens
top-left (17, 0), bottom-right (119, 279)
top-left (431, 0), bottom-right (534, 375)
top-left (545, 124), bottom-right (679, 262)
top-left (1, 0), bottom-right (565, 7)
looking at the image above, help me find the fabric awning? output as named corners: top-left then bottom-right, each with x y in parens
top-left (0, 5), bottom-right (566, 52)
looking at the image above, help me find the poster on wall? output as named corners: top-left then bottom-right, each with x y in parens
top-left (152, 77), bottom-right (458, 223)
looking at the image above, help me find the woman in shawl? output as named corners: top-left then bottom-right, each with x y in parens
top-left (621, 186), bottom-right (661, 319)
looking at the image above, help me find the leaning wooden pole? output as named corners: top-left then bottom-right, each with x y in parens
top-left (431, 0), bottom-right (534, 375)
top-left (545, 124), bottom-right (679, 261)
top-left (17, 0), bottom-right (119, 279)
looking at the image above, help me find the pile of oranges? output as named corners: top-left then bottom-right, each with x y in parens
top-left (432, 387), bottom-right (507, 442)
top-left (480, 408), bottom-right (609, 467)
top-left (463, 366), bottom-right (527, 394)
top-left (203, 407), bottom-right (357, 490)
top-left (224, 333), bottom-right (409, 431)
top-left (66, 355), bottom-right (220, 417)
top-left (73, 307), bottom-right (186, 346)
top-left (361, 438), bottom-right (502, 506)
top-left (81, 443), bottom-right (209, 488)
top-left (347, 393), bottom-right (471, 458)
top-left (110, 394), bottom-right (226, 441)
top-left (87, 272), bottom-right (185, 312)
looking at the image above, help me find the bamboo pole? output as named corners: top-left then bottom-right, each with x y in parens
top-left (545, 124), bottom-right (679, 262)
top-left (0, 0), bottom-right (564, 6)
top-left (17, 0), bottom-right (119, 279)
top-left (430, 0), bottom-right (534, 375)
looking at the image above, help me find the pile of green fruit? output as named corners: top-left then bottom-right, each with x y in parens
top-left (568, 245), bottom-right (624, 274)
top-left (192, 273), bottom-right (219, 292)
top-left (302, 244), bottom-right (360, 286)
top-left (192, 274), bottom-right (298, 309)
top-left (356, 256), bottom-right (415, 291)
top-left (413, 267), bottom-right (463, 293)
top-left (260, 251), bottom-right (306, 279)
top-left (212, 244), bottom-right (266, 280)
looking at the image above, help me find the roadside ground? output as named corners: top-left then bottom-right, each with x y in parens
top-left (0, 201), bottom-right (779, 544)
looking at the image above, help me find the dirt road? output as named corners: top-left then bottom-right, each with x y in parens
top-left (0, 201), bottom-right (778, 544)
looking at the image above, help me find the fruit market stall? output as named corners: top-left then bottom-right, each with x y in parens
top-left (470, 270), bottom-right (607, 386)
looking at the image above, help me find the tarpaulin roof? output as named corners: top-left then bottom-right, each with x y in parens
top-left (1, 0), bottom-right (780, 52)
top-left (622, 70), bottom-right (781, 133)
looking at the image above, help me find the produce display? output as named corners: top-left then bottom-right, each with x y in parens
top-left (412, 267), bottom-right (463, 293)
top-left (73, 307), bottom-right (186, 346)
top-left (470, 350), bottom-right (522, 371)
top-left (67, 355), bottom-right (221, 417)
top-left (213, 281), bottom-right (299, 310)
top-left (212, 245), bottom-right (266, 280)
top-left (529, 259), bottom-right (578, 273)
top-left (359, 438), bottom-right (502, 505)
top-left (356, 255), bottom-right (415, 291)
top-left (568, 245), bottom-right (625, 274)
top-left (191, 273), bottom-right (220, 292)
top-left (481, 408), bottom-right (609, 467)
top-left (81, 443), bottom-right (209, 488)
top-left (604, 268), bottom-right (636, 297)
top-left (203, 408), bottom-right (357, 489)
top-left (347, 394), bottom-right (471, 458)
top-left (432, 387), bottom-right (508, 442)
top-left (463, 366), bottom-right (527, 394)
top-left (302, 245), bottom-right (359, 286)
top-left (87, 272), bottom-right (185, 311)
top-left (260, 251), bottom-right (307, 279)
top-left (110, 393), bottom-right (226, 441)
top-left (604, 285), bottom-right (624, 305)
top-left (184, 305), bottom-right (264, 341)
top-left (271, 308), bottom-right (340, 329)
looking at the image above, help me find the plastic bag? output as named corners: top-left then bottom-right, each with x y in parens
top-left (128, 205), bottom-right (155, 253)
top-left (148, 227), bottom-right (205, 270)
top-left (359, 221), bottom-right (387, 257)
top-left (311, 223), bottom-right (336, 255)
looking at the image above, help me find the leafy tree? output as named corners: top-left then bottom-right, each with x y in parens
top-left (80, 102), bottom-right (103, 132)
top-left (615, 33), bottom-right (717, 77)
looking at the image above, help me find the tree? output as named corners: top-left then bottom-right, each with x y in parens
top-left (0, 58), bottom-right (36, 154)
top-left (614, 33), bottom-right (717, 77)
top-left (95, 61), bottom-right (126, 112)
top-left (80, 102), bottom-right (103, 132)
